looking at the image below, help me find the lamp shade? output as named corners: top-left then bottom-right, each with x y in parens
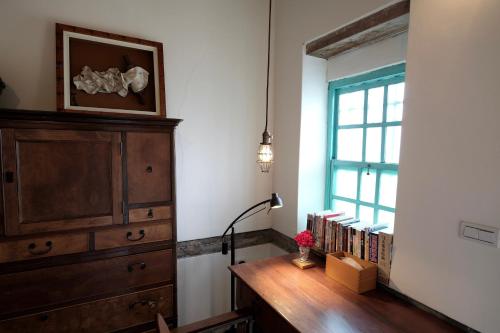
top-left (270, 193), bottom-right (283, 209)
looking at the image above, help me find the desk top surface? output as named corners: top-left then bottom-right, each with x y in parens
top-left (229, 254), bottom-right (461, 333)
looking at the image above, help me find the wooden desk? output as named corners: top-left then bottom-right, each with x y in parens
top-left (229, 254), bottom-right (461, 333)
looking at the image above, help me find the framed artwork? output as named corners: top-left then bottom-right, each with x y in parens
top-left (56, 23), bottom-right (166, 117)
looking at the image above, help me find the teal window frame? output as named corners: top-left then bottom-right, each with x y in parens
top-left (325, 63), bottom-right (406, 223)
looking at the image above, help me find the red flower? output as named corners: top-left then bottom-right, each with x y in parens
top-left (294, 230), bottom-right (315, 248)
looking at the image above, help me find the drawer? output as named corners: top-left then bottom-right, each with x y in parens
top-left (0, 285), bottom-right (173, 333)
top-left (0, 249), bottom-right (172, 316)
top-left (0, 233), bottom-right (88, 263)
top-left (129, 205), bottom-right (173, 223)
top-left (127, 132), bottom-right (172, 204)
top-left (95, 223), bottom-right (172, 250)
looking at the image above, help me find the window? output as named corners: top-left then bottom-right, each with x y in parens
top-left (325, 64), bottom-right (405, 225)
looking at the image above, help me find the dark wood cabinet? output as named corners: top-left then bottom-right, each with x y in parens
top-left (0, 110), bottom-right (181, 332)
top-left (1, 128), bottom-right (122, 235)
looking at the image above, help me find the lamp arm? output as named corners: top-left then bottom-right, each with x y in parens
top-left (220, 199), bottom-right (271, 239)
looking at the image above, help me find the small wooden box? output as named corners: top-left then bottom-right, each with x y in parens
top-left (325, 252), bottom-right (377, 294)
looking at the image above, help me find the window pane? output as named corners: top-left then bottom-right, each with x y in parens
top-left (333, 168), bottom-right (358, 199)
top-left (378, 210), bottom-right (395, 226)
top-left (387, 82), bottom-right (405, 122)
top-left (333, 199), bottom-right (356, 218)
top-left (379, 171), bottom-right (398, 208)
top-left (360, 169), bottom-right (376, 203)
top-left (367, 87), bottom-right (384, 123)
top-left (365, 127), bottom-right (381, 162)
top-left (384, 126), bottom-right (401, 163)
top-left (337, 128), bottom-right (363, 161)
top-left (359, 205), bottom-right (374, 223)
top-left (337, 128), bottom-right (363, 162)
top-left (338, 91), bottom-right (364, 125)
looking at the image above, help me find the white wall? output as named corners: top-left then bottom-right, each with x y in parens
top-left (297, 55), bottom-right (327, 233)
top-left (177, 243), bottom-right (287, 325)
top-left (272, 0), bottom-right (392, 238)
top-left (390, 1), bottom-right (500, 332)
top-left (327, 33), bottom-right (407, 81)
top-left (0, 0), bottom-right (273, 242)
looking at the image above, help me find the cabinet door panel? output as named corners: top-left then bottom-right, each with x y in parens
top-left (1, 129), bottom-right (122, 235)
top-left (127, 132), bottom-right (171, 204)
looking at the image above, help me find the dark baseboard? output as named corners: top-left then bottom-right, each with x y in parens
top-left (377, 284), bottom-right (478, 333)
top-left (176, 228), bottom-right (297, 259)
top-left (177, 229), bottom-right (273, 258)
top-left (268, 228), bottom-right (298, 253)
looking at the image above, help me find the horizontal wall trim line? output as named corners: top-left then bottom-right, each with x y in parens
top-left (176, 229), bottom-right (273, 258)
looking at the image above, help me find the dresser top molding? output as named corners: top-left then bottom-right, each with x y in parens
top-left (0, 109), bottom-right (182, 128)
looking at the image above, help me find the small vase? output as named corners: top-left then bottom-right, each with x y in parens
top-left (299, 246), bottom-right (310, 262)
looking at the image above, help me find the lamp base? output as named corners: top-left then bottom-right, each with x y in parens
top-left (292, 258), bottom-right (315, 270)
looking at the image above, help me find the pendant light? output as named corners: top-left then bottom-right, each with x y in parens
top-left (257, 0), bottom-right (274, 173)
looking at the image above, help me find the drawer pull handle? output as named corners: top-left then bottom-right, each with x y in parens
top-left (128, 262), bottom-right (146, 272)
top-left (126, 229), bottom-right (145, 241)
top-left (146, 165), bottom-right (153, 173)
top-left (147, 208), bottom-right (154, 218)
top-left (28, 241), bottom-right (53, 255)
top-left (4, 171), bottom-right (14, 183)
top-left (129, 299), bottom-right (158, 310)
top-left (39, 314), bottom-right (49, 322)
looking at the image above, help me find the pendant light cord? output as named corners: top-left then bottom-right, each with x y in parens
top-left (264, 0), bottom-right (272, 132)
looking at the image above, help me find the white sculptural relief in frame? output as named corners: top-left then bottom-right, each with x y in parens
top-left (62, 30), bottom-right (161, 116)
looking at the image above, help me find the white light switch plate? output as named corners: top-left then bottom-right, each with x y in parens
top-left (460, 221), bottom-right (499, 248)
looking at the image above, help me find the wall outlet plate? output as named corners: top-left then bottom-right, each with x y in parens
top-left (459, 221), bottom-right (499, 248)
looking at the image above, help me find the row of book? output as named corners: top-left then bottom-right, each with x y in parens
top-left (307, 210), bottom-right (394, 285)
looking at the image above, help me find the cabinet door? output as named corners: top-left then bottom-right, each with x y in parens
top-left (126, 132), bottom-right (171, 204)
top-left (1, 129), bottom-right (122, 235)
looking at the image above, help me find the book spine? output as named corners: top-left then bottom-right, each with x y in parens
top-left (342, 226), bottom-right (348, 252)
top-left (347, 227), bottom-right (352, 254)
top-left (369, 233), bottom-right (378, 263)
top-left (377, 232), bottom-right (393, 285)
top-left (307, 214), bottom-right (313, 232)
top-left (314, 215), bottom-right (320, 249)
top-left (351, 228), bottom-right (356, 255)
top-left (335, 222), bottom-right (340, 252)
top-left (329, 221), bottom-right (333, 252)
top-left (311, 214), bottom-right (316, 247)
top-left (364, 229), bottom-right (370, 260)
top-left (337, 224), bottom-right (344, 251)
top-left (356, 230), bottom-right (365, 259)
top-left (331, 222), bottom-right (337, 253)
top-left (325, 220), bottom-right (330, 252)
top-left (356, 229), bottom-right (360, 256)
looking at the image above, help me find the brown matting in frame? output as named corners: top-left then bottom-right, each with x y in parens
top-left (56, 23), bottom-right (166, 118)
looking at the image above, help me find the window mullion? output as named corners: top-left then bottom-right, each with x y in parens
top-left (381, 85), bottom-right (388, 163)
top-left (355, 168), bottom-right (362, 219)
top-left (357, 89), bottom-right (368, 220)
top-left (362, 89), bottom-right (368, 163)
top-left (374, 170), bottom-right (381, 224)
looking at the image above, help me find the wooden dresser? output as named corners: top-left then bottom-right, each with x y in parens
top-left (0, 110), bottom-right (181, 333)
